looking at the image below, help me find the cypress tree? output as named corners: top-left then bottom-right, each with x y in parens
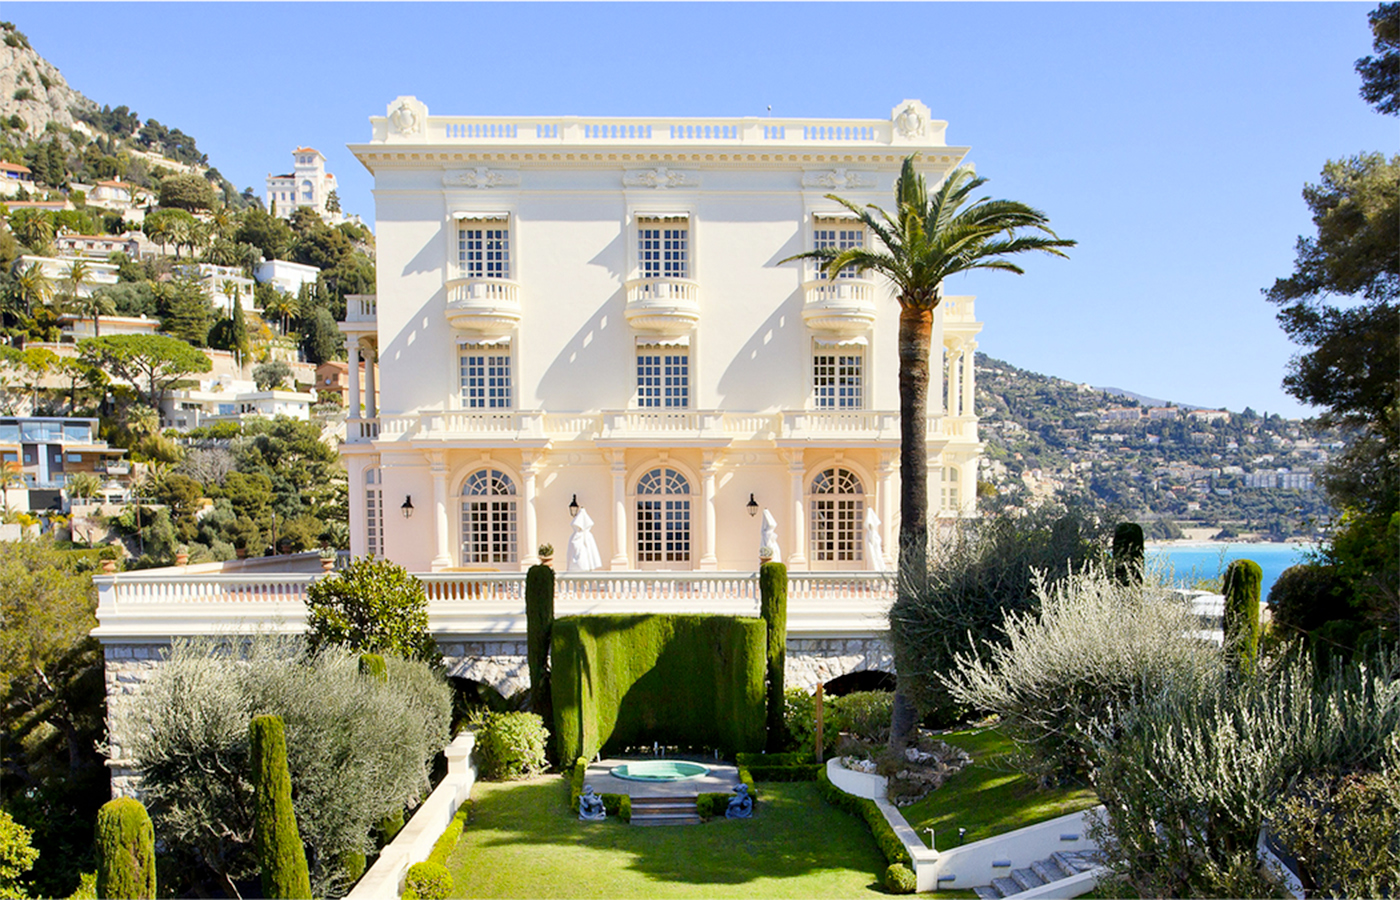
top-left (231, 299), bottom-right (249, 367)
top-left (1112, 522), bottom-right (1145, 586)
top-left (759, 561), bottom-right (788, 752)
top-left (94, 797), bottom-right (156, 900)
top-left (358, 652), bottom-right (387, 681)
top-left (1222, 559), bottom-right (1263, 676)
top-left (250, 715), bottom-right (312, 900)
top-left (525, 563), bottom-right (555, 724)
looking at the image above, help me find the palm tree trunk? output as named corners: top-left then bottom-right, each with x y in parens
top-left (890, 302), bottom-right (933, 750)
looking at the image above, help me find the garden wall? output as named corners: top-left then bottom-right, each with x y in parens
top-left (552, 614), bottom-right (767, 762)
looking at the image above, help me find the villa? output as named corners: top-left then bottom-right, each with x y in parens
top-left (339, 98), bottom-right (984, 573)
top-left (266, 146), bottom-right (340, 221)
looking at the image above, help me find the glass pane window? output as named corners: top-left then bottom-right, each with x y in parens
top-left (636, 467), bottom-right (691, 565)
top-left (813, 222), bottom-right (864, 278)
top-left (810, 467), bottom-right (865, 564)
top-left (814, 352), bottom-right (863, 409)
top-left (461, 469), bottom-right (518, 564)
top-left (366, 469), bottom-right (384, 558)
top-left (638, 223), bottom-right (688, 278)
top-left (637, 351), bottom-right (689, 408)
top-left (458, 223), bottom-right (510, 278)
top-left (460, 349), bottom-right (512, 408)
top-left (941, 467), bottom-right (961, 514)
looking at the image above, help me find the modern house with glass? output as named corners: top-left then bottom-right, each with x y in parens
top-left (339, 98), bottom-right (983, 572)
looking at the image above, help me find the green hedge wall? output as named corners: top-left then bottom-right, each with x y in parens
top-left (815, 766), bottom-right (910, 866)
top-left (551, 614), bottom-right (767, 762)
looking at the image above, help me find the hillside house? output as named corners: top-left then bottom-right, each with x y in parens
top-left (0, 161), bottom-right (34, 197)
top-left (0, 416), bottom-right (129, 513)
top-left (266, 146), bottom-right (339, 222)
top-left (340, 97), bottom-right (984, 572)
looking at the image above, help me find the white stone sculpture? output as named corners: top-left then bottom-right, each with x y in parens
top-left (567, 508), bottom-right (602, 572)
top-left (864, 508), bottom-right (885, 572)
top-left (760, 509), bottom-right (780, 562)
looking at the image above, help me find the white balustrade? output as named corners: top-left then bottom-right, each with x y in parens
top-left (625, 277), bottom-right (698, 303)
top-left (348, 417), bottom-right (380, 441)
top-left (345, 295), bottom-right (378, 323)
top-left (410, 115), bottom-right (911, 147)
top-left (555, 571), bottom-right (760, 603)
top-left (446, 278), bottom-right (520, 305)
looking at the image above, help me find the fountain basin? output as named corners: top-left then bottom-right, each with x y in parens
top-left (609, 760), bottom-right (710, 782)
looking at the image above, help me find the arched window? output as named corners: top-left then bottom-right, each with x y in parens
top-left (810, 467), bottom-right (864, 567)
top-left (365, 468), bottom-right (384, 558)
top-left (301, 179), bottom-right (314, 202)
top-left (941, 466), bottom-right (960, 515)
top-left (636, 467), bottom-right (691, 567)
top-left (461, 469), bottom-right (517, 565)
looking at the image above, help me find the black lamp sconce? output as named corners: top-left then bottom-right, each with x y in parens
top-left (401, 495), bottom-right (415, 518)
top-left (746, 493), bottom-right (759, 517)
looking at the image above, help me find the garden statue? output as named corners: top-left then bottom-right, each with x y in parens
top-left (864, 509), bottom-right (885, 572)
top-left (760, 510), bottom-right (780, 561)
top-left (579, 785), bottom-right (606, 821)
top-left (726, 783), bottom-right (753, 819)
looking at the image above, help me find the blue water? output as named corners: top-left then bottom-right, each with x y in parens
top-left (1146, 542), bottom-right (1318, 600)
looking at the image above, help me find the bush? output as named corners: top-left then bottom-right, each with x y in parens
top-left (0, 809), bottom-right (39, 899)
top-left (427, 802), bottom-right (471, 865)
top-left (1223, 559), bottom-right (1263, 675)
top-left (696, 793), bottom-right (730, 819)
top-left (1111, 522), bottom-right (1145, 586)
top-left (475, 711), bottom-right (549, 780)
top-left (402, 861), bottom-right (452, 900)
top-left (783, 687), bottom-right (838, 757)
top-left (94, 798), bottom-right (155, 899)
top-left (832, 690), bottom-right (893, 743)
top-left (883, 863), bottom-right (917, 894)
top-left (1269, 563), bottom-right (1353, 638)
top-left (305, 557), bottom-right (439, 662)
top-left (250, 715), bottom-right (311, 899)
top-left (941, 568), bottom-right (1220, 780)
top-left (815, 767), bottom-right (909, 866)
top-left (601, 793), bottom-right (631, 822)
top-left (123, 636), bottom-right (450, 896)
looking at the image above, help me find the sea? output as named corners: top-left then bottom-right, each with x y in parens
top-left (1145, 542), bottom-right (1319, 600)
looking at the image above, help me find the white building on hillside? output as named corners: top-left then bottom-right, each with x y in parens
top-left (174, 263), bottom-right (256, 314)
top-left (266, 147), bottom-right (339, 221)
top-left (255, 258), bottom-right (321, 297)
top-left (340, 97), bottom-right (983, 572)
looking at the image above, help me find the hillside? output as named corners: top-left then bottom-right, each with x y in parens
top-left (975, 354), bottom-right (1336, 540)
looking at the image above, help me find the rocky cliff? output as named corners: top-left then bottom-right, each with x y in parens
top-left (0, 23), bottom-right (96, 140)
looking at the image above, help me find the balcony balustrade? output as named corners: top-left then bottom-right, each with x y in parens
top-left (623, 277), bottom-right (700, 336)
top-left (801, 278), bottom-right (879, 339)
top-left (444, 277), bottom-right (522, 337)
top-left (346, 294), bottom-right (378, 323)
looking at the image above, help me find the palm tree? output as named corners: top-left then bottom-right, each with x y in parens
top-left (11, 261), bottom-right (54, 316)
top-left (261, 290), bottom-right (297, 335)
top-left (783, 155), bottom-right (1074, 746)
top-left (61, 258), bottom-right (94, 303)
top-left (67, 290), bottom-right (116, 338)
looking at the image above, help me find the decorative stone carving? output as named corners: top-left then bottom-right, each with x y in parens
top-left (388, 96), bottom-right (427, 137)
top-left (623, 167), bottom-right (698, 190)
top-left (579, 785), bottom-right (607, 821)
top-left (726, 783), bottom-right (754, 819)
top-left (891, 99), bottom-right (932, 141)
top-left (444, 167), bottom-right (521, 189)
top-left (801, 169), bottom-right (874, 190)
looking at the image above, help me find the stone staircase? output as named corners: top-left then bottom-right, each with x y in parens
top-left (972, 850), bottom-right (1100, 899)
top-left (629, 795), bottom-right (701, 826)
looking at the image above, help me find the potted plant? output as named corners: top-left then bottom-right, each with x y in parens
top-left (318, 545), bottom-right (337, 572)
top-left (174, 544), bottom-right (190, 566)
top-left (538, 543), bottom-right (554, 566)
top-left (759, 546), bottom-right (775, 563)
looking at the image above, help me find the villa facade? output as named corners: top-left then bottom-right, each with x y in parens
top-left (340, 98), bottom-right (983, 573)
top-left (266, 146), bottom-right (339, 221)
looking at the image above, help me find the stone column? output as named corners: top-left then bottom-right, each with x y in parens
top-left (787, 453), bottom-right (808, 568)
top-left (364, 347), bottom-right (378, 419)
top-left (346, 338), bottom-right (361, 422)
top-left (699, 452), bottom-right (718, 570)
top-left (347, 457), bottom-right (368, 557)
top-left (962, 340), bottom-right (977, 420)
top-left (877, 450), bottom-right (897, 569)
top-left (521, 451), bottom-right (540, 566)
top-left (429, 451), bottom-right (452, 570)
top-left (947, 342), bottom-right (962, 418)
top-left (610, 450), bottom-right (629, 569)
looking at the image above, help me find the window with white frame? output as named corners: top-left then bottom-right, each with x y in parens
top-left (635, 467), bottom-right (691, 566)
top-left (461, 468), bottom-right (518, 564)
top-left (458, 219), bottom-right (510, 279)
top-left (810, 467), bottom-right (865, 565)
top-left (637, 346), bottom-right (689, 408)
top-left (941, 466), bottom-right (961, 514)
top-left (638, 218), bottom-right (688, 278)
top-left (365, 468), bottom-right (384, 558)
top-left (459, 344), bottom-right (512, 409)
top-left (813, 218), bottom-right (865, 278)
top-left (814, 348), bottom-right (864, 409)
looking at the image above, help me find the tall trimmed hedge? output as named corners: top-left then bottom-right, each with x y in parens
top-left (95, 797), bottom-right (155, 900)
top-left (759, 561), bottom-right (788, 752)
top-left (1223, 559), bottom-right (1263, 675)
top-left (552, 614), bottom-right (767, 762)
top-left (251, 715), bottom-right (312, 900)
top-left (525, 564), bottom-right (555, 721)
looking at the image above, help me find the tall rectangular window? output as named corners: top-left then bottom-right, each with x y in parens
top-left (813, 220), bottom-right (864, 278)
top-left (638, 220), bottom-right (688, 278)
top-left (460, 347), bottom-right (512, 408)
top-left (458, 221), bottom-right (510, 278)
top-left (637, 349), bottom-right (689, 408)
top-left (814, 351), bottom-right (864, 409)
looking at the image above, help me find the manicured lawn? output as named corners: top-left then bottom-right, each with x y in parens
top-left (900, 726), bottom-right (1099, 853)
top-left (445, 777), bottom-right (888, 898)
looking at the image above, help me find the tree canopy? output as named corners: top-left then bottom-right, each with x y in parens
top-left (78, 333), bottom-right (211, 411)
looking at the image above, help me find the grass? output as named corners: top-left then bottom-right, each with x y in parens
top-left (899, 726), bottom-right (1099, 853)
top-left (445, 777), bottom-right (889, 898)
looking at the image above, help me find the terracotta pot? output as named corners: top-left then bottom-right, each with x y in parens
top-left (236, 547), bottom-right (248, 559)
top-left (175, 553), bottom-right (189, 567)
top-left (540, 556), bottom-right (554, 567)
top-left (320, 557), bottom-right (335, 572)
top-left (101, 559), bottom-right (117, 573)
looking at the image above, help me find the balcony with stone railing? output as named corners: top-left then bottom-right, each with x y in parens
top-left (802, 278), bottom-right (879, 339)
top-left (444, 278), bottom-right (522, 338)
top-left (623, 277), bottom-right (700, 337)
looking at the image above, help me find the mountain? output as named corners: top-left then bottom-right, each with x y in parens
top-left (0, 23), bottom-right (96, 139)
top-left (1093, 386), bottom-right (1196, 410)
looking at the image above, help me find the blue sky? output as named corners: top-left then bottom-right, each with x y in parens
top-left (8, 2), bottom-right (1393, 418)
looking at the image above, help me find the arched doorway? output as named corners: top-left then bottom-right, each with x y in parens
top-left (809, 466), bottom-right (865, 569)
top-left (460, 468), bottom-right (518, 566)
top-left (635, 466), bottom-right (692, 569)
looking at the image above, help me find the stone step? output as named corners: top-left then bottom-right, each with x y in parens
top-left (972, 886), bottom-right (1002, 900)
top-left (991, 876), bottom-right (1021, 897)
top-left (1052, 850), bottom-right (1098, 875)
top-left (631, 811), bottom-right (702, 826)
top-left (1011, 867), bottom-right (1046, 891)
top-left (630, 795), bottom-right (701, 825)
top-left (1031, 858), bottom-right (1067, 884)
